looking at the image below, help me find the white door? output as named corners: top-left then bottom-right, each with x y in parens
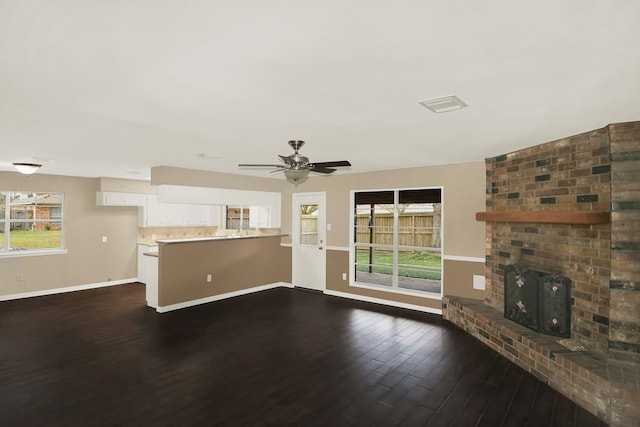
top-left (292, 192), bottom-right (326, 291)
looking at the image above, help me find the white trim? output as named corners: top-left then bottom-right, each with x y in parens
top-left (156, 282), bottom-right (294, 313)
top-left (280, 242), bottom-right (292, 248)
top-left (442, 255), bottom-right (485, 263)
top-left (0, 278), bottom-right (135, 301)
top-left (0, 249), bottom-right (68, 259)
top-left (323, 249), bottom-right (485, 261)
top-left (324, 289), bottom-right (442, 315)
top-left (350, 281), bottom-right (442, 300)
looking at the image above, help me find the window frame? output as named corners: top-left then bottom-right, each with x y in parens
top-left (349, 186), bottom-right (443, 300)
top-left (0, 190), bottom-right (67, 258)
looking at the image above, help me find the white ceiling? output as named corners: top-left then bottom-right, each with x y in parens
top-left (1, 1), bottom-right (640, 180)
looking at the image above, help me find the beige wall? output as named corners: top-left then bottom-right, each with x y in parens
top-left (0, 160), bottom-right (486, 305)
top-left (280, 162), bottom-right (486, 257)
top-left (152, 161), bottom-right (487, 305)
top-left (158, 236), bottom-right (291, 306)
top-left (152, 162), bottom-right (486, 257)
top-left (0, 172), bottom-right (139, 297)
top-left (151, 166), bottom-right (288, 192)
top-left (99, 177), bottom-right (156, 193)
top-left (326, 249), bottom-right (444, 311)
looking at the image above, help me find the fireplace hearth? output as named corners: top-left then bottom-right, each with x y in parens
top-left (504, 264), bottom-right (571, 338)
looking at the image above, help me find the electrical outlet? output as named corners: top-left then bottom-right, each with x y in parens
top-left (473, 275), bottom-right (486, 290)
top-left (206, 274), bottom-right (212, 282)
top-left (342, 273), bottom-right (347, 281)
top-left (102, 236), bottom-right (108, 243)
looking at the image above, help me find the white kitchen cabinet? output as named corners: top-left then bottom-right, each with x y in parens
top-left (96, 191), bottom-right (147, 206)
top-left (249, 206), bottom-right (271, 228)
top-left (141, 196), bottom-right (165, 226)
top-left (137, 244), bottom-right (158, 309)
top-left (156, 185), bottom-right (280, 228)
top-left (139, 195), bottom-right (219, 227)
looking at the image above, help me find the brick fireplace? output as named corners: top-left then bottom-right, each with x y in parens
top-left (443, 121), bottom-right (640, 426)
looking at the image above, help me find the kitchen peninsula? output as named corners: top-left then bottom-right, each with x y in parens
top-left (142, 234), bottom-right (291, 312)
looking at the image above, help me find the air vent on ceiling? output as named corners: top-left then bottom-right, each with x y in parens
top-left (419, 95), bottom-right (467, 113)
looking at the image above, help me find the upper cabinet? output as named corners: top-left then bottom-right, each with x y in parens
top-left (96, 191), bottom-right (147, 207)
top-left (97, 192), bottom-right (220, 227)
top-left (139, 195), bottom-right (220, 227)
top-left (97, 185), bottom-right (280, 228)
top-left (156, 185), bottom-right (281, 228)
top-left (249, 205), bottom-right (271, 228)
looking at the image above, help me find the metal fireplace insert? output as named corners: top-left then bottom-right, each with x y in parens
top-left (504, 264), bottom-right (572, 338)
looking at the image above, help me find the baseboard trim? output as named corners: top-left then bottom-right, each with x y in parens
top-left (0, 278), bottom-right (137, 302)
top-left (3, 280), bottom-right (444, 317)
top-left (156, 282), bottom-right (295, 313)
top-left (323, 289), bottom-right (443, 315)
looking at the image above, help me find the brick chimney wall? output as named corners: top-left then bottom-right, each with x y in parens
top-left (609, 122), bottom-right (640, 363)
top-left (484, 122), bottom-right (640, 362)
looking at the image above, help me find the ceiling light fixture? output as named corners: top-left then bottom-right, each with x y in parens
top-left (284, 168), bottom-right (309, 183)
top-left (12, 162), bottom-right (42, 175)
top-left (419, 95), bottom-right (468, 113)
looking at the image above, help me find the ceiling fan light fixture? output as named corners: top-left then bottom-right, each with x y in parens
top-left (13, 162), bottom-right (42, 175)
top-left (284, 168), bottom-right (309, 183)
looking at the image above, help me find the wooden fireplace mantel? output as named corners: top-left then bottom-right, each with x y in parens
top-left (475, 211), bottom-right (610, 225)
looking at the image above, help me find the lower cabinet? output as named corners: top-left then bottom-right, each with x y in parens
top-left (137, 244), bottom-right (158, 308)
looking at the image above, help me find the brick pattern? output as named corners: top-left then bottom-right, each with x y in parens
top-left (609, 122), bottom-right (640, 364)
top-left (484, 127), bottom-right (612, 354)
top-left (34, 206), bottom-right (61, 231)
top-left (443, 296), bottom-right (640, 427)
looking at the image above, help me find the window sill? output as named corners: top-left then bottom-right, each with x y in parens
top-left (0, 249), bottom-right (68, 259)
top-left (351, 281), bottom-right (442, 301)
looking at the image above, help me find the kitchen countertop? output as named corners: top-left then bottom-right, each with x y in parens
top-left (156, 234), bottom-right (288, 244)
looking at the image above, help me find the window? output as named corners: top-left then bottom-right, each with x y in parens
top-left (299, 204), bottom-right (319, 245)
top-left (225, 206), bottom-right (250, 230)
top-left (352, 188), bottom-right (442, 295)
top-left (0, 191), bottom-right (64, 254)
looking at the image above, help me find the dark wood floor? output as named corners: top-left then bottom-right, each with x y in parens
top-left (0, 284), bottom-right (606, 427)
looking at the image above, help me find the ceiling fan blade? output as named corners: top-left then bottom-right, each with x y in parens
top-left (278, 155), bottom-right (294, 165)
top-left (311, 160), bottom-right (351, 168)
top-left (238, 164), bottom-right (284, 168)
top-left (311, 166), bottom-right (337, 174)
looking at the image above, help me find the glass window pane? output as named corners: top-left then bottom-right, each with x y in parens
top-left (354, 246), bottom-right (393, 287)
top-left (371, 204), bottom-right (394, 246)
top-left (9, 223), bottom-right (62, 250)
top-left (397, 249), bottom-right (442, 293)
top-left (0, 221), bottom-right (5, 252)
top-left (397, 203), bottom-right (437, 248)
top-left (2, 192), bottom-right (63, 253)
top-left (0, 192), bottom-right (5, 219)
top-left (353, 188), bottom-right (442, 295)
top-left (300, 204), bottom-right (318, 245)
top-left (226, 207), bottom-right (250, 230)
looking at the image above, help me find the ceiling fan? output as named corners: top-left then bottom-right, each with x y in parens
top-left (239, 140), bottom-right (351, 183)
